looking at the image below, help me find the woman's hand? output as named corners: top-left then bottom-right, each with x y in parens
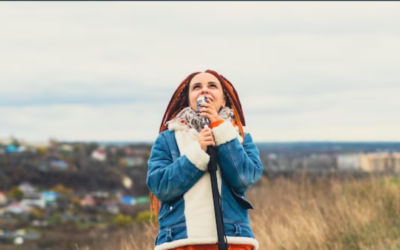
top-left (199, 97), bottom-right (220, 124)
top-left (198, 127), bottom-right (215, 151)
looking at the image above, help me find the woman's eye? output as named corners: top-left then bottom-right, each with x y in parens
top-left (193, 85), bottom-right (215, 89)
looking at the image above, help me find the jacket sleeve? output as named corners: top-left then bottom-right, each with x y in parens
top-left (212, 121), bottom-right (264, 193)
top-left (146, 132), bottom-right (209, 202)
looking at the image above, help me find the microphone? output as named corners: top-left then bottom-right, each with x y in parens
top-left (196, 96), bottom-right (210, 128)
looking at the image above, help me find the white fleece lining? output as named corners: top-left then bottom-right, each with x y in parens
top-left (183, 140), bottom-right (210, 171)
top-left (175, 128), bottom-right (223, 240)
top-left (213, 121), bottom-right (240, 146)
top-left (154, 236), bottom-right (259, 250)
top-left (174, 127), bottom-right (209, 171)
top-left (183, 170), bottom-right (219, 239)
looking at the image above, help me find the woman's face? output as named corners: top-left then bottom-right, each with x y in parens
top-left (188, 73), bottom-right (226, 112)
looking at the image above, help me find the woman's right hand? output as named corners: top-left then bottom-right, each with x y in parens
top-left (198, 127), bottom-right (215, 151)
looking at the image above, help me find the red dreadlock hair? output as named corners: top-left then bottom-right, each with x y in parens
top-left (149, 69), bottom-right (246, 227)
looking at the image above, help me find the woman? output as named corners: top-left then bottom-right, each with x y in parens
top-left (146, 69), bottom-right (263, 250)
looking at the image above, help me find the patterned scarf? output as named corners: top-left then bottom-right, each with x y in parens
top-left (166, 106), bottom-right (235, 133)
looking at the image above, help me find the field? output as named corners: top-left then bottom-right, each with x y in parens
top-left (78, 173), bottom-right (400, 250)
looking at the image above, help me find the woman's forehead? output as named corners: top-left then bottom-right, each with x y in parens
top-left (189, 72), bottom-right (220, 86)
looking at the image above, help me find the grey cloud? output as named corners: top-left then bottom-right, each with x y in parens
top-left (0, 2), bottom-right (400, 141)
top-left (0, 83), bottom-right (174, 107)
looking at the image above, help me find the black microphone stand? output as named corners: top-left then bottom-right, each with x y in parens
top-left (207, 144), bottom-right (229, 250)
top-left (198, 96), bottom-right (228, 250)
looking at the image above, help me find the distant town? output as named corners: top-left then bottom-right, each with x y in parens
top-left (1, 137), bottom-right (400, 249)
top-left (257, 142), bottom-right (400, 172)
top-left (0, 137), bottom-right (151, 249)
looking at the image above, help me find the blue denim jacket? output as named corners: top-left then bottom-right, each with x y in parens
top-left (146, 121), bottom-right (263, 250)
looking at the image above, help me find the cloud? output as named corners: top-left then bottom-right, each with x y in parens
top-left (0, 104), bottom-right (163, 142)
top-left (0, 2), bottom-right (399, 141)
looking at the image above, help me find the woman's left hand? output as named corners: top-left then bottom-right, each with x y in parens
top-left (199, 97), bottom-right (220, 124)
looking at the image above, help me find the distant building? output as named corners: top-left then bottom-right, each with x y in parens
top-left (103, 200), bottom-right (119, 214)
top-left (135, 196), bottom-right (149, 204)
top-left (80, 195), bottom-right (96, 207)
top-left (121, 148), bottom-right (148, 167)
top-left (90, 191), bottom-right (110, 199)
top-left (17, 146), bottom-right (27, 152)
top-left (49, 160), bottom-right (69, 170)
top-left (21, 193), bottom-right (46, 209)
top-left (337, 154), bottom-right (361, 171)
top-left (120, 157), bottom-right (145, 167)
top-left (299, 154), bottom-right (335, 170)
top-left (0, 192), bottom-right (7, 205)
top-left (91, 148), bottom-right (106, 161)
top-left (360, 152), bottom-right (400, 172)
top-left (19, 183), bottom-right (36, 195)
top-left (32, 219), bottom-right (49, 227)
top-left (6, 145), bottom-right (18, 153)
top-left (6, 202), bottom-right (30, 214)
top-left (120, 196), bottom-right (136, 206)
top-left (39, 156), bottom-right (69, 171)
top-left (59, 144), bottom-right (73, 152)
top-left (337, 152), bottom-right (400, 172)
top-left (42, 191), bottom-right (58, 205)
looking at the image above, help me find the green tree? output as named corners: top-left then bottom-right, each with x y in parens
top-left (8, 187), bottom-right (23, 201)
top-left (135, 210), bottom-right (152, 223)
top-left (113, 214), bottom-right (133, 227)
top-left (51, 184), bottom-right (72, 196)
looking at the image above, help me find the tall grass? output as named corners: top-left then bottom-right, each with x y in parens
top-left (80, 174), bottom-right (400, 250)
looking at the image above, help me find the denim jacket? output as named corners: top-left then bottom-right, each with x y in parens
top-left (147, 120), bottom-right (263, 250)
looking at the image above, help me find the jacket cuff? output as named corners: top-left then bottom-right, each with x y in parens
top-left (212, 121), bottom-right (239, 146)
top-left (184, 140), bottom-right (210, 171)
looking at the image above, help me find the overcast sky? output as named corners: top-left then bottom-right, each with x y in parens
top-left (1, 2), bottom-right (399, 142)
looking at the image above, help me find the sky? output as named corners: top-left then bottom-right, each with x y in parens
top-left (0, 2), bottom-right (399, 142)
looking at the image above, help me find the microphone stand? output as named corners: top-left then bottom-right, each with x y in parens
top-left (205, 124), bottom-right (229, 250)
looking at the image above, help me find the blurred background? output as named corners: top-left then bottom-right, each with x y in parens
top-left (0, 2), bottom-right (400, 250)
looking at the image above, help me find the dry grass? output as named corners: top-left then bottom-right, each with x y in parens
top-left (80, 174), bottom-right (400, 250)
